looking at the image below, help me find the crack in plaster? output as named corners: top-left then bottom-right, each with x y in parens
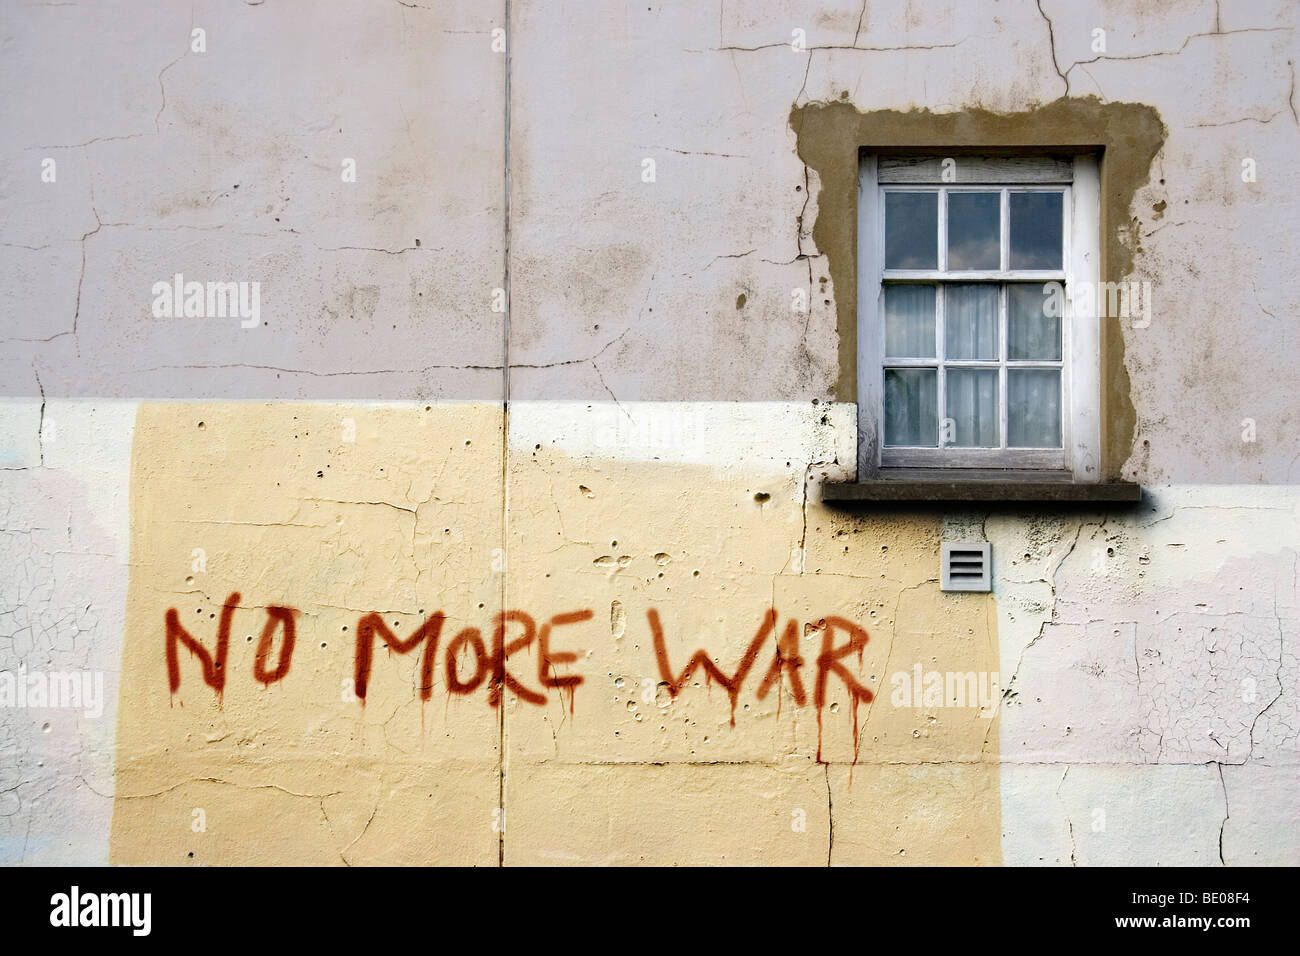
top-left (824, 761), bottom-right (833, 866)
top-left (1216, 761), bottom-right (1229, 865)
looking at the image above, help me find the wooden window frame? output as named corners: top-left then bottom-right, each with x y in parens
top-left (857, 154), bottom-right (1102, 482)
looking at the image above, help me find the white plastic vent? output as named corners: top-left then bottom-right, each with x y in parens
top-left (941, 542), bottom-right (991, 593)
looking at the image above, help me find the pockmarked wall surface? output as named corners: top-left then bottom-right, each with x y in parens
top-left (1, 1), bottom-right (1297, 865)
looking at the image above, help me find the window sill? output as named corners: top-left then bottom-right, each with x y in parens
top-left (821, 477), bottom-right (1142, 507)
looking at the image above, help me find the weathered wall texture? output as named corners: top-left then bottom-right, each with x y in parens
top-left (1, 0), bottom-right (1297, 865)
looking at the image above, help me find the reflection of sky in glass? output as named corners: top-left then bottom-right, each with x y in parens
top-left (947, 193), bottom-right (1000, 270)
top-left (1009, 192), bottom-right (1063, 269)
top-left (885, 192), bottom-right (937, 269)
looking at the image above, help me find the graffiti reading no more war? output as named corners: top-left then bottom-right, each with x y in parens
top-left (163, 595), bottom-right (877, 746)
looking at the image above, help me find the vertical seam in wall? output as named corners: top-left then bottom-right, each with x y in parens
top-left (498, 0), bottom-right (512, 869)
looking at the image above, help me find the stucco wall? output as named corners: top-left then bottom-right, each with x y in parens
top-left (1, 0), bottom-right (1296, 865)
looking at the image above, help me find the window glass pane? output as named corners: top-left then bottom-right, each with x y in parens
top-left (884, 368), bottom-right (937, 446)
top-left (1009, 192), bottom-right (1063, 270)
top-left (1008, 283), bottom-right (1062, 360)
top-left (944, 284), bottom-right (999, 361)
top-left (945, 368), bottom-right (999, 447)
top-left (1008, 369), bottom-right (1062, 447)
top-left (947, 192), bottom-right (1000, 270)
top-left (884, 192), bottom-right (938, 269)
top-left (884, 285), bottom-right (936, 358)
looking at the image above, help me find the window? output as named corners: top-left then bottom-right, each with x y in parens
top-left (857, 154), bottom-right (1101, 482)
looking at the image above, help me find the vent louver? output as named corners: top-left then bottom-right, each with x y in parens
top-left (941, 542), bottom-right (991, 593)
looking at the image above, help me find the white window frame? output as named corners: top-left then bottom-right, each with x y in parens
top-left (857, 153), bottom-right (1101, 482)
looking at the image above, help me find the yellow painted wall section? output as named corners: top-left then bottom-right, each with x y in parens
top-left (111, 403), bottom-right (999, 865)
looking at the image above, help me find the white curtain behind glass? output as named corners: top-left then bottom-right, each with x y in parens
top-left (944, 284), bottom-right (999, 447)
top-left (946, 368), bottom-right (998, 446)
top-left (1008, 369), bottom-right (1061, 447)
top-left (884, 285), bottom-right (935, 357)
top-left (945, 284), bottom-right (998, 360)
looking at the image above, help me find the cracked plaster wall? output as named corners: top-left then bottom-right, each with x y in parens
top-left (0, 0), bottom-right (1297, 864)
